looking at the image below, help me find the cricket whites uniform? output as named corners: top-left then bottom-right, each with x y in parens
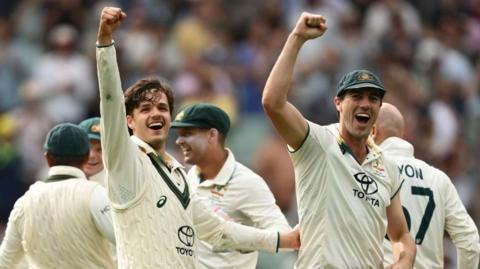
top-left (97, 45), bottom-right (281, 269)
top-left (290, 122), bottom-right (403, 268)
top-left (90, 169), bottom-right (107, 187)
top-left (0, 166), bottom-right (115, 269)
top-left (188, 149), bottom-right (291, 269)
top-left (381, 137), bottom-right (480, 269)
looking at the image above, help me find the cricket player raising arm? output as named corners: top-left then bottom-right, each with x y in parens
top-left (262, 12), bottom-right (416, 268)
top-left (96, 7), bottom-right (300, 269)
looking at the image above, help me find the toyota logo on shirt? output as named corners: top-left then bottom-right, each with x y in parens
top-left (178, 226), bottom-right (195, 247)
top-left (354, 172), bottom-right (378, 195)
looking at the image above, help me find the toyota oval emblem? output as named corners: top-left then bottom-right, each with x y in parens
top-left (354, 172), bottom-right (378, 195)
top-left (178, 226), bottom-right (195, 247)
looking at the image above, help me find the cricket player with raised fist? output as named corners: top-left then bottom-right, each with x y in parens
top-left (262, 12), bottom-right (416, 268)
top-left (372, 103), bottom-right (480, 269)
top-left (96, 7), bottom-right (300, 269)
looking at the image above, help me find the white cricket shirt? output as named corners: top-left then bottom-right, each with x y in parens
top-left (291, 122), bottom-right (403, 268)
top-left (188, 149), bottom-right (291, 269)
top-left (381, 137), bottom-right (480, 269)
top-left (0, 166), bottom-right (115, 269)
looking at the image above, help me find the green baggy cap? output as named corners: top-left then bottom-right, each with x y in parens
top-left (171, 103), bottom-right (230, 135)
top-left (336, 69), bottom-right (386, 97)
top-left (44, 123), bottom-right (90, 156)
top-left (79, 117), bottom-right (101, 141)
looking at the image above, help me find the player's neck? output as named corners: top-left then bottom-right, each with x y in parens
top-left (197, 148), bottom-right (228, 180)
top-left (342, 136), bottom-right (369, 164)
top-left (154, 146), bottom-right (167, 161)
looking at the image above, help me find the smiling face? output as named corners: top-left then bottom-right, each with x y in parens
top-left (83, 139), bottom-right (103, 177)
top-left (335, 88), bottom-right (382, 141)
top-left (127, 91), bottom-right (171, 150)
top-left (175, 127), bottom-right (211, 165)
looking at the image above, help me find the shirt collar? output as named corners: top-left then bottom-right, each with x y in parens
top-left (48, 166), bottom-right (86, 179)
top-left (130, 135), bottom-right (184, 170)
top-left (196, 148), bottom-right (236, 187)
top-left (379, 137), bottom-right (414, 158)
top-left (331, 124), bottom-right (381, 163)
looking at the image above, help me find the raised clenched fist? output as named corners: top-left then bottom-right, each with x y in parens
top-left (97, 7), bottom-right (127, 46)
top-left (292, 12), bottom-right (327, 42)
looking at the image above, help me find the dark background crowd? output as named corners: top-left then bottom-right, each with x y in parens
top-left (0, 0), bottom-right (479, 268)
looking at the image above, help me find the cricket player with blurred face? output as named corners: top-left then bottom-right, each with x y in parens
top-left (0, 123), bottom-right (115, 269)
top-left (96, 7), bottom-right (300, 269)
top-left (80, 117), bottom-right (106, 186)
top-left (372, 103), bottom-right (480, 269)
top-left (262, 12), bottom-right (416, 268)
top-left (172, 103), bottom-right (292, 269)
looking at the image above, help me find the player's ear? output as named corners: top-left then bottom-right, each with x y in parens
top-left (334, 96), bottom-right (341, 112)
top-left (208, 128), bottom-right (219, 144)
top-left (126, 115), bottom-right (135, 130)
top-left (45, 152), bottom-right (54, 167)
top-left (371, 125), bottom-right (377, 139)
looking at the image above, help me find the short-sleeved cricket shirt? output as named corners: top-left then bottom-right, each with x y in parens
top-left (291, 122), bottom-right (402, 268)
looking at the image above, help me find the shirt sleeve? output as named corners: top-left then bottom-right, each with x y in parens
top-left (0, 198), bottom-right (25, 269)
top-left (192, 194), bottom-right (279, 253)
top-left (441, 172), bottom-right (480, 269)
top-left (384, 156), bottom-right (404, 199)
top-left (288, 122), bottom-right (329, 188)
top-left (235, 174), bottom-right (291, 232)
top-left (89, 186), bottom-right (115, 244)
top-left (96, 45), bottom-right (144, 205)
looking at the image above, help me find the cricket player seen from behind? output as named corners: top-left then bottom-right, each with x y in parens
top-left (372, 103), bottom-right (480, 269)
top-left (0, 123), bottom-right (115, 269)
top-left (96, 6), bottom-right (300, 269)
top-left (262, 12), bottom-right (416, 268)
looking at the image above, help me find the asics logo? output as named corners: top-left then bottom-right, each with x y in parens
top-left (156, 195), bottom-right (167, 208)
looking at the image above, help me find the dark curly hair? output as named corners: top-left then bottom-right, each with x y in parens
top-left (124, 77), bottom-right (175, 116)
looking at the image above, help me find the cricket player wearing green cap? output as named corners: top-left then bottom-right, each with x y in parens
top-left (372, 103), bottom-right (480, 269)
top-left (96, 6), bottom-right (300, 269)
top-left (172, 103), bottom-right (292, 269)
top-left (0, 123), bottom-right (115, 268)
top-left (262, 12), bottom-right (416, 268)
top-left (79, 117), bottom-right (106, 186)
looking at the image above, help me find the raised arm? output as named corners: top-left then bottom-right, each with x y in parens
top-left (96, 7), bottom-right (144, 204)
top-left (386, 194), bottom-right (416, 269)
top-left (262, 12), bottom-right (326, 150)
top-left (97, 7), bottom-right (126, 46)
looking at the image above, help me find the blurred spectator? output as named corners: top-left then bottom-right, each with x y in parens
top-left (29, 24), bottom-right (96, 124)
top-left (171, 0), bottom-right (227, 59)
top-left (173, 56), bottom-right (237, 122)
top-left (12, 81), bottom-right (53, 183)
top-left (0, 113), bottom-right (27, 225)
top-left (0, 18), bottom-right (29, 111)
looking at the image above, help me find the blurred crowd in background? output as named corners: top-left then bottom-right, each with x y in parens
top-left (0, 0), bottom-right (479, 268)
